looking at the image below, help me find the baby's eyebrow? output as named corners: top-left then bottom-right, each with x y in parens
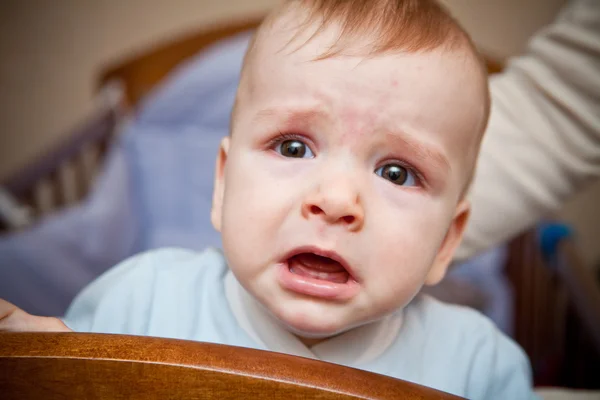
top-left (380, 130), bottom-right (451, 173)
top-left (253, 107), bottom-right (331, 126)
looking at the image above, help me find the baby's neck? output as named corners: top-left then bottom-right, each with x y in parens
top-left (290, 318), bottom-right (355, 348)
top-left (296, 334), bottom-right (337, 348)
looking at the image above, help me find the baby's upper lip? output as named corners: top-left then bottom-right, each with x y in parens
top-left (281, 246), bottom-right (359, 282)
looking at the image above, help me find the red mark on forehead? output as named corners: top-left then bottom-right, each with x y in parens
top-left (339, 108), bottom-right (378, 142)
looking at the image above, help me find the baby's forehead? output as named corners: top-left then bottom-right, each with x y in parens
top-left (240, 20), bottom-right (487, 129)
top-left (239, 48), bottom-right (485, 143)
top-left (246, 5), bottom-right (486, 92)
top-left (246, 33), bottom-right (485, 108)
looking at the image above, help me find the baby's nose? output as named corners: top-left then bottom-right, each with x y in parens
top-left (301, 180), bottom-right (364, 232)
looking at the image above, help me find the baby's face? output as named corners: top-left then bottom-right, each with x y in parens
top-left (212, 16), bottom-right (488, 338)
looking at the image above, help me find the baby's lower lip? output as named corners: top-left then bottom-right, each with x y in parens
top-left (276, 261), bottom-right (360, 301)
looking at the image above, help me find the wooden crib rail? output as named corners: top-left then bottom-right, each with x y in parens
top-left (0, 332), bottom-right (463, 400)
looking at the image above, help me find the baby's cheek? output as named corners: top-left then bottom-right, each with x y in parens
top-left (364, 212), bottom-right (445, 291)
top-left (221, 167), bottom-right (285, 251)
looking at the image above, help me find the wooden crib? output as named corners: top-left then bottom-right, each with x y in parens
top-left (1, 17), bottom-right (598, 391)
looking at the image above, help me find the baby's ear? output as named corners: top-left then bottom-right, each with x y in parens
top-left (211, 137), bottom-right (230, 232)
top-left (425, 199), bottom-right (470, 286)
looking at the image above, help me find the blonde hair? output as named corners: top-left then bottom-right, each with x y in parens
top-left (294, 0), bottom-right (469, 56)
top-left (247, 0), bottom-right (481, 59)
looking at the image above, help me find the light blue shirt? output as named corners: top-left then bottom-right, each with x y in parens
top-left (63, 248), bottom-right (536, 399)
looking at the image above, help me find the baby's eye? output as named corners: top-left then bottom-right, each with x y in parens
top-left (375, 164), bottom-right (417, 187)
top-left (276, 139), bottom-right (314, 158)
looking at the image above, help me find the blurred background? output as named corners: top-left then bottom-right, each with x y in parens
top-left (0, 0), bottom-right (598, 396)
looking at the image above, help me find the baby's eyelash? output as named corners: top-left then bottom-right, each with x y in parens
top-left (267, 131), bottom-right (310, 149)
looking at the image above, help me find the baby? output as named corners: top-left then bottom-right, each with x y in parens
top-left (0, 0), bottom-right (535, 398)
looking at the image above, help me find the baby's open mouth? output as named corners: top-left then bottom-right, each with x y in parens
top-left (288, 253), bottom-right (350, 284)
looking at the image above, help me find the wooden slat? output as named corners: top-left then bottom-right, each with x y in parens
top-left (77, 143), bottom-right (101, 195)
top-left (2, 107), bottom-right (118, 199)
top-left (557, 242), bottom-right (600, 352)
top-left (32, 178), bottom-right (56, 217)
top-left (0, 107), bottom-right (119, 231)
top-left (505, 231), bottom-right (600, 388)
top-left (57, 160), bottom-right (79, 206)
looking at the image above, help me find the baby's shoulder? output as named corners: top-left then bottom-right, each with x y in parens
top-left (404, 295), bottom-right (529, 375)
top-left (403, 295), bottom-right (533, 398)
top-left (63, 248), bottom-right (227, 333)
top-left (118, 247), bottom-right (224, 271)
top-left (408, 294), bottom-right (502, 339)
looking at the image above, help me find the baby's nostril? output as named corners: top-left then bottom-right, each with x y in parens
top-left (343, 215), bottom-right (355, 224)
top-left (310, 205), bottom-right (322, 214)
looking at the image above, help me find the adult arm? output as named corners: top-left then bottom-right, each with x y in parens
top-left (457, 0), bottom-right (600, 260)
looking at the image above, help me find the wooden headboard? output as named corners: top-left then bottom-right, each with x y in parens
top-left (99, 18), bottom-right (263, 108)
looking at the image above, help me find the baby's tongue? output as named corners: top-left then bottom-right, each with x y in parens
top-left (288, 253), bottom-right (349, 283)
